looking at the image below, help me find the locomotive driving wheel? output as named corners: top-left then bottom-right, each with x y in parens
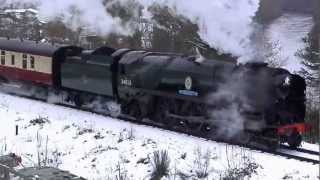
top-left (287, 130), bottom-right (302, 148)
top-left (74, 94), bottom-right (84, 107)
top-left (153, 98), bottom-right (176, 128)
top-left (128, 100), bottom-right (143, 121)
top-left (121, 100), bottom-right (143, 121)
top-left (183, 103), bottom-right (210, 135)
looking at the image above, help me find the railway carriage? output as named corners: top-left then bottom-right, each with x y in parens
top-left (0, 38), bottom-right (60, 86)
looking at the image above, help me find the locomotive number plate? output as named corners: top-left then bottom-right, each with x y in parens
top-left (120, 77), bottom-right (133, 87)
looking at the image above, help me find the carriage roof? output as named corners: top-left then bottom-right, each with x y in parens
top-left (0, 38), bottom-right (60, 57)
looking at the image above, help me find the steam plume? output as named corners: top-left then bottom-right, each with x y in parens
top-left (1, 0), bottom-right (260, 61)
top-left (1, 0), bottom-right (134, 35)
top-left (138, 0), bottom-right (260, 61)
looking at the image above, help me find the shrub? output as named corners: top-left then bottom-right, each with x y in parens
top-left (115, 162), bottom-right (129, 180)
top-left (220, 160), bottom-right (260, 180)
top-left (193, 148), bottom-right (212, 179)
top-left (221, 145), bottom-right (261, 180)
top-left (150, 150), bottom-right (171, 180)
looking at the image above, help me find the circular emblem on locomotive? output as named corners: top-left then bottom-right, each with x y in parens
top-left (185, 76), bottom-right (192, 90)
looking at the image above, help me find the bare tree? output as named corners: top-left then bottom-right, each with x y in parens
top-left (148, 4), bottom-right (199, 54)
top-left (264, 40), bottom-right (288, 68)
top-left (297, 35), bottom-right (320, 143)
top-left (256, 0), bottom-right (284, 24)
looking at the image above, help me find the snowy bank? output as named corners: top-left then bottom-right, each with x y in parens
top-left (0, 93), bottom-right (317, 179)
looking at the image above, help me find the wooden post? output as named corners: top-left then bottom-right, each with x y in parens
top-left (15, 125), bottom-right (18, 136)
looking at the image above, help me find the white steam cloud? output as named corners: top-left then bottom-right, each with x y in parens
top-left (37, 0), bottom-right (132, 35)
top-left (1, 0), bottom-right (133, 35)
top-left (206, 70), bottom-right (266, 141)
top-left (138, 0), bottom-right (260, 61)
top-left (1, 0), bottom-right (260, 60)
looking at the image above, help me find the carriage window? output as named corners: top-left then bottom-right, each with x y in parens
top-left (30, 56), bottom-right (35, 69)
top-left (22, 54), bottom-right (27, 69)
top-left (0, 50), bottom-right (5, 65)
top-left (11, 55), bottom-right (15, 65)
top-left (1, 56), bottom-right (5, 65)
top-left (22, 59), bottom-right (27, 69)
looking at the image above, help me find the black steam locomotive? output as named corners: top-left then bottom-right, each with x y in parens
top-left (0, 39), bottom-right (311, 148)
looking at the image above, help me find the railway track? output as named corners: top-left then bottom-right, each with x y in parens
top-left (276, 145), bottom-right (319, 164)
top-left (4, 91), bottom-right (320, 165)
top-left (280, 144), bottom-right (320, 156)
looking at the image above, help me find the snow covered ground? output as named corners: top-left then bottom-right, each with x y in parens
top-left (266, 13), bottom-right (314, 73)
top-left (0, 92), bottom-right (317, 179)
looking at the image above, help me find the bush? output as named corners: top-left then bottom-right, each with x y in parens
top-left (221, 160), bottom-right (260, 180)
top-left (193, 148), bottom-right (212, 179)
top-left (118, 128), bottom-right (135, 143)
top-left (150, 150), bottom-right (171, 180)
top-left (115, 162), bottom-right (129, 180)
top-left (30, 116), bottom-right (50, 127)
top-left (221, 145), bottom-right (261, 180)
top-left (175, 148), bottom-right (215, 180)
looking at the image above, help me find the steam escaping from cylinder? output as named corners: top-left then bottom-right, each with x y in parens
top-left (206, 69), bottom-right (267, 141)
top-left (207, 93), bottom-right (247, 141)
top-left (206, 74), bottom-right (247, 140)
top-left (1, 0), bottom-right (260, 61)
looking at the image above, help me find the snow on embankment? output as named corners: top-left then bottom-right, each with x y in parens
top-left (0, 92), bottom-right (317, 179)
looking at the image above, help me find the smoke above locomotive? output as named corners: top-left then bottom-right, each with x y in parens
top-left (1, 0), bottom-right (260, 61)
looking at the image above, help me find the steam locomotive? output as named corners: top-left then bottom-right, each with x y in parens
top-left (0, 38), bottom-right (311, 148)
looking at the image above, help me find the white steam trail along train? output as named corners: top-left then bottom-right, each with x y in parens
top-left (0, 38), bottom-right (312, 149)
